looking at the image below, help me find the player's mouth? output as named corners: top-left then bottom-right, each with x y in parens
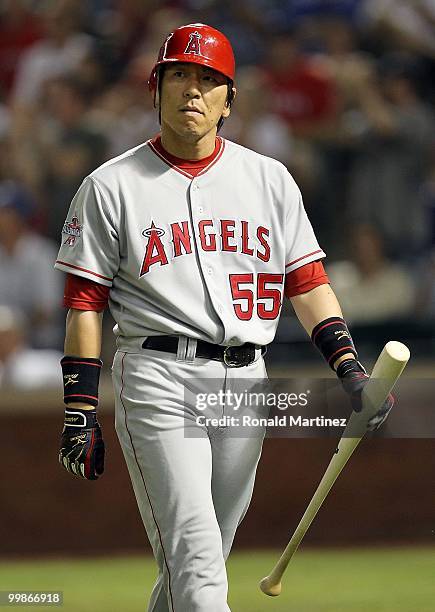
top-left (180, 106), bottom-right (203, 115)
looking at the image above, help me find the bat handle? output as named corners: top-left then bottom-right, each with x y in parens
top-left (259, 540), bottom-right (297, 596)
top-left (259, 573), bottom-right (282, 597)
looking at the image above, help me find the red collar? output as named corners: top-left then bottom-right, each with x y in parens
top-left (148, 134), bottom-right (225, 178)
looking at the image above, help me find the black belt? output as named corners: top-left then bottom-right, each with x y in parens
top-left (142, 336), bottom-right (262, 367)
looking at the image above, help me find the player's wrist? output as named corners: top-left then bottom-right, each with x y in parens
top-left (61, 355), bottom-right (103, 407)
top-left (64, 402), bottom-right (96, 410)
top-left (311, 317), bottom-right (358, 370)
top-left (336, 358), bottom-right (367, 380)
top-left (333, 353), bottom-right (357, 371)
top-left (63, 407), bottom-right (98, 429)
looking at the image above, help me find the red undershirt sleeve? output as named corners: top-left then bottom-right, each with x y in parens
top-left (64, 263), bottom-right (328, 309)
top-left (284, 260), bottom-right (329, 298)
top-left (63, 273), bottom-right (110, 311)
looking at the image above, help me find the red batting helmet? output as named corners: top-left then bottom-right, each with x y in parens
top-left (148, 23), bottom-right (235, 105)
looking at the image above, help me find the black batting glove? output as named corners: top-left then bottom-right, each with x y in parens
top-left (59, 408), bottom-right (105, 480)
top-left (336, 359), bottom-right (394, 431)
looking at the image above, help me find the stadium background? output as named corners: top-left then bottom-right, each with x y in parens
top-left (0, 1), bottom-right (434, 610)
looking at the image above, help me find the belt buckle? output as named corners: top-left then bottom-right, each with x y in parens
top-left (223, 345), bottom-right (255, 368)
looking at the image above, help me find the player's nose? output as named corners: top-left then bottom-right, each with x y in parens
top-left (183, 74), bottom-right (201, 98)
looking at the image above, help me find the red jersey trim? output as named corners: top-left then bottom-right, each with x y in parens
top-left (198, 139), bottom-right (225, 176)
top-left (147, 136), bottom-right (225, 179)
top-left (285, 277), bottom-right (329, 298)
top-left (284, 260), bottom-right (329, 298)
top-left (56, 260), bottom-right (112, 282)
top-left (64, 296), bottom-right (108, 311)
top-left (148, 140), bottom-right (192, 178)
top-left (285, 249), bottom-right (323, 269)
top-left (63, 273), bottom-right (110, 311)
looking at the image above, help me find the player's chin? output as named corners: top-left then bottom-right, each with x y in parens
top-left (178, 116), bottom-right (204, 132)
top-left (177, 123), bottom-right (205, 140)
top-left (176, 117), bottom-right (216, 141)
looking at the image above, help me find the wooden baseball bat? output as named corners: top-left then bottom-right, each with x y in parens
top-left (259, 341), bottom-right (410, 597)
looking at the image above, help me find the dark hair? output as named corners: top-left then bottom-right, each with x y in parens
top-left (217, 81), bottom-right (235, 131)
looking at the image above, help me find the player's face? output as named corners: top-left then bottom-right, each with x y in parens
top-left (160, 63), bottom-right (232, 144)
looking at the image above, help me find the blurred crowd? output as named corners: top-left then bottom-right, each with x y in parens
top-left (1, 0), bottom-right (435, 384)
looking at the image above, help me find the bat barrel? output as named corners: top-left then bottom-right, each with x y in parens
top-left (360, 341), bottom-right (410, 419)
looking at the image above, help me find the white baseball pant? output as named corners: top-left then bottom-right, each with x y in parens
top-left (112, 340), bottom-right (267, 612)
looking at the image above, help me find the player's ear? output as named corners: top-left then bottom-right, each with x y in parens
top-left (223, 86), bottom-right (236, 117)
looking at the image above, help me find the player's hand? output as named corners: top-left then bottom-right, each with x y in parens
top-left (59, 408), bottom-right (105, 480)
top-left (336, 359), bottom-right (394, 431)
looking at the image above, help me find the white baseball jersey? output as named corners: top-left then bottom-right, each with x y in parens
top-left (55, 137), bottom-right (325, 347)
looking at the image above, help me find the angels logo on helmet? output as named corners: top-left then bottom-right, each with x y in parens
top-left (184, 31), bottom-right (203, 56)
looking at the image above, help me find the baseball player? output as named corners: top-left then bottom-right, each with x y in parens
top-left (55, 23), bottom-right (393, 612)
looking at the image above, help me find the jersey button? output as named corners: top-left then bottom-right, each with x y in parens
top-left (198, 206), bottom-right (204, 213)
top-left (206, 267), bottom-right (213, 275)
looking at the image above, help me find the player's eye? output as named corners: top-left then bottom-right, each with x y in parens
top-left (171, 70), bottom-right (185, 78)
top-left (203, 74), bottom-right (217, 83)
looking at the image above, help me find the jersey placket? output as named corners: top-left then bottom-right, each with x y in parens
top-left (188, 178), bottom-right (229, 345)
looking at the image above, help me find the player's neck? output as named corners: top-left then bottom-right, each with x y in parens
top-left (160, 128), bottom-right (218, 160)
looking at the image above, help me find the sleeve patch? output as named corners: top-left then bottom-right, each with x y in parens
top-left (62, 215), bottom-right (83, 246)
